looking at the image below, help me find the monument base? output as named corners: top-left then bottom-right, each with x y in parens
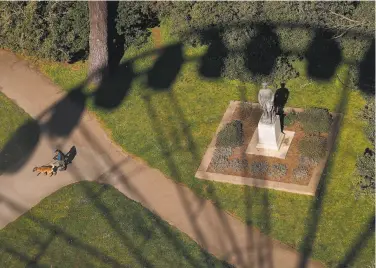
top-left (246, 129), bottom-right (295, 159)
top-left (256, 115), bottom-right (284, 150)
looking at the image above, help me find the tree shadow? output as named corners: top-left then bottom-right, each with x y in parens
top-left (305, 29), bottom-right (342, 81)
top-left (107, 1), bottom-right (125, 74)
top-left (147, 43), bottom-right (184, 90)
top-left (245, 24), bottom-right (282, 76)
top-left (0, 119), bottom-right (40, 175)
top-left (198, 28), bottom-right (228, 79)
top-left (358, 39), bottom-right (375, 95)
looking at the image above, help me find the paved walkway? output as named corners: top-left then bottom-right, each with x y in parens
top-left (0, 50), bottom-right (324, 268)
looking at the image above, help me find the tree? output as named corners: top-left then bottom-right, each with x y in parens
top-left (88, 1), bottom-right (108, 85)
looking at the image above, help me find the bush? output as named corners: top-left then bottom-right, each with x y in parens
top-left (299, 108), bottom-right (332, 134)
top-left (157, 2), bottom-right (374, 88)
top-left (221, 24), bottom-right (299, 85)
top-left (116, 2), bottom-right (159, 49)
top-left (271, 56), bottom-right (300, 85)
top-left (299, 135), bottom-right (327, 162)
top-left (270, 163), bottom-right (287, 179)
top-left (250, 161), bottom-right (269, 176)
top-left (221, 54), bottom-right (299, 85)
top-left (216, 120), bottom-right (244, 147)
top-left (211, 147), bottom-right (232, 172)
top-left (0, 2), bottom-right (89, 62)
top-left (229, 159), bottom-right (249, 173)
top-left (362, 97), bottom-right (375, 142)
top-left (355, 149), bottom-right (375, 194)
top-left (221, 53), bottom-right (250, 82)
top-left (292, 166), bottom-right (309, 182)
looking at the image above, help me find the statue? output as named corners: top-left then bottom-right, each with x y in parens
top-left (258, 82), bottom-right (275, 124)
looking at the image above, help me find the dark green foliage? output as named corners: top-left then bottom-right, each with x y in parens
top-left (299, 135), bottom-right (328, 162)
top-left (0, 2), bottom-right (89, 62)
top-left (116, 2), bottom-right (159, 49)
top-left (356, 150), bottom-right (375, 193)
top-left (299, 108), bottom-right (332, 134)
top-left (292, 166), bottom-right (309, 182)
top-left (215, 120), bottom-right (244, 147)
top-left (220, 25), bottom-right (299, 84)
top-left (221, 53), bottom-right (250, 82)
top-left (221, 54), bottom-right (299, 85)
top-left (355, 97), bottom-right (375, 196)
top-left (158, 2), bottom-right (374, 87)
top-left (1, 1), bottom-right (374, 88)
top-left (271, 57), bottom-right (300, 85)
top-left (250, 161), bottom-right (269, 176)
top-left (270, 163), bottom-right (287, 179)
top-left (362, 97), bottom-right (375, 142)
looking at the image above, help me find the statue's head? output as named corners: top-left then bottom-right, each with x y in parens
top-left (262, 82), bottom-right (268, 89)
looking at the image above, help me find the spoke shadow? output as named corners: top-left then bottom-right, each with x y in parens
top-left (358, 39), bottom-right (375, 95)
top-left (0, 119), bottom-right (40, 175)
top-left (245, 24), bottom-right (282, 77)
top-left (147, 43), bottom-right (185, 90)
top-left (305, 29), bottom-right (342, 81)
top-left (198, 28), bottom-right (229, 79)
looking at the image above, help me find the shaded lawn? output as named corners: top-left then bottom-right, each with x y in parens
top-left (0, 182), bottom-right (232, 268)
top-left (36, 22), bottom-right (375, 267)
top-left (0, 92), bottom-right (30, 149)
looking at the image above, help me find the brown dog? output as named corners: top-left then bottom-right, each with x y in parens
top-left (32, 165), bottom-right (56, 177)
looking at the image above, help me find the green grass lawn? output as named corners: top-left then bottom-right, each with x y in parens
top-left (0, 92), bottom-right (30, 149)
top-left (0, 182), bottom-right (232, 267)
top-left (35, 21), bottom-right (375, 267)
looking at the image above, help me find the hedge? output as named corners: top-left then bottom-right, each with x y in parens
top-left (0, 2), bottom-right (89, 62)
top-left (0, 2), bottom-right (374, 92)
top-left (158, 1), bottom-right (374, 92)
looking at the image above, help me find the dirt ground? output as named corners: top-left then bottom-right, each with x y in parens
top-left (207, 105), bottom-right (329, 186)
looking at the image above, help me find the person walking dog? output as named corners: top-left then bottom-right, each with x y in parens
top-left (52, 149), bottom-right (67, 171)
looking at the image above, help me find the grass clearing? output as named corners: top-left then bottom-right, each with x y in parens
top-left (0, 182), bottom-right (231, 268)
top-left (16, 19), bottom-right (375, 267)
top-left (0, 92), bottom-right (30, 148)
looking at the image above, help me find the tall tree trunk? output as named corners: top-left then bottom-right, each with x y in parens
top-left (88, 1), bottom-right (108, 85)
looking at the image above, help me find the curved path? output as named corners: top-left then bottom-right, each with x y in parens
top-left (0, 50), bottom-right (323, 268)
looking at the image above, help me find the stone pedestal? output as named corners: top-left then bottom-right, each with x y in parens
top-left (246, 114), bottom-right (294, 159)
top-left (256, 115), bottom-right (284, 150)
